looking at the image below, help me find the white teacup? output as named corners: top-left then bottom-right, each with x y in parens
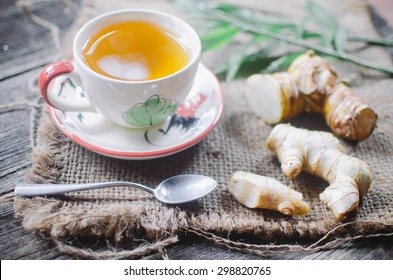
top-left (39, 9), bottom-right (201, 128)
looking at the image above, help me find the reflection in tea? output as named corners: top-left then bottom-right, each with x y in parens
top-left (82, 21), bottom-right (189, 81)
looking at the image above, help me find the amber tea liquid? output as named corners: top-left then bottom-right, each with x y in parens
top-left (82, 21), bottom-right (189, 81)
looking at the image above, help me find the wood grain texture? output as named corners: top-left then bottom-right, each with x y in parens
top-left (0, 0), bottom-right (80, 80)
top-left (0, 0), bottom-right (392, 260)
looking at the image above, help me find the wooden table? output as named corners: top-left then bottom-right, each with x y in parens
top-left (1, 0), bottom-right (392, 260)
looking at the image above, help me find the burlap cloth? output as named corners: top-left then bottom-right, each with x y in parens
top-left (13, 0), bottom-right (393, 259)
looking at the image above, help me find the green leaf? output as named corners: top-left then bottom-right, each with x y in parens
top-left (348, 35), bottom-right (393, 47)
top-left (201, 24), bottom-right (241, 52)
top-left (220, 56), bottom-right (279, 80)
top-left (321, 30), bottom-right (335, 48)
top-left (213, 2), bottom-right (296, 30)
top-left (225, 35), bottom-right (259, 81)
top-left (174, 0), bottom-right (393, 75)
top-left (215, 3), bottom-right (239, 13)
top-left (245, 42), bottom-right (282, 62)
top-left (214, 42), bottom-right (282, 80)
top-left (301, 30), bottom-right (321, 39)
top-left (266, 24), bottom-right (297, 33)
top-left (306, 1), bottom-right (339, 48)
top-left (306, 1), bottom-right (338, 31)
top-left (210, 20), bottom-right (232, 29)
top-left (261, 52), bottom-right (303, 73)
top-left (334, 27), bottom-right (347, 53)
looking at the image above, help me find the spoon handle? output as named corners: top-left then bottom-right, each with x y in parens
top-left (15, 181), bottom-right (154, 197)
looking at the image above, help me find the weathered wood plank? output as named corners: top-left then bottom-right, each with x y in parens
top-left (0, 113), bottom-right (33, 193)
top-left (0, 68), bottom-right (40, 191)
top-left (0, 202), bottom-right (72, 260)
top-left (144, 234), bottom-right (393, 260)
top-left (0, 0), bottom-right (80, 80)
top-left (0, 111), bottom-right (32, 167)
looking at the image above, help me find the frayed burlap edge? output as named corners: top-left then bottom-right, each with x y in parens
top-left (12, 196), bottom-right (393, 259)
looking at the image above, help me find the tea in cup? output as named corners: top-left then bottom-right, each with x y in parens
top-left (39, 9), bottom-right (201, 128)
top-left (83, 21), bottom-right (189, 81)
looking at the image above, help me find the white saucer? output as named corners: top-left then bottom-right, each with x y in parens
top-left (49, 64), bottom-right (224, 160)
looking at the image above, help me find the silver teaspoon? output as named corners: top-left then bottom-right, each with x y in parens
top-left (15, 174), bottom-right (217, 204)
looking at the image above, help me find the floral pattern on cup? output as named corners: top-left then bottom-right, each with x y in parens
top-left (122, 95), bottom-right (178, 127)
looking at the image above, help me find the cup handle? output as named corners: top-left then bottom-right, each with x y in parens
top-left (39, 62), bottom-right (96, 112)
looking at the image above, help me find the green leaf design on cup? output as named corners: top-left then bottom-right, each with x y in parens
top-left (122, 95), bottom-right (179, 127)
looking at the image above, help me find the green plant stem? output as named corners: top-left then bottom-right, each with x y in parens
top-left (204, 10), bottom-right (393, 75)
top-left (349, 35), bottom-right (393, 46)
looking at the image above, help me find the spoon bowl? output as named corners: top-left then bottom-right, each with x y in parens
top-left (155, 174), bottom-right (217, 204)
top-left (15, 174), bottom-right (217, 204)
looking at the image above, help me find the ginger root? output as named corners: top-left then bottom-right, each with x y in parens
top-left (245, 50), bottom-right (377, 141)
top-left (266, 123), bottom-right (372, 220)
top-left (228, 171), bottom-right (310, 215)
